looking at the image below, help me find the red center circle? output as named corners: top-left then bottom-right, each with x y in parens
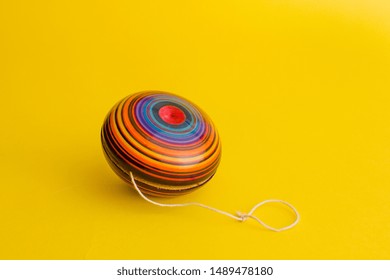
top-left (158, 105), bottom-right (186, 125)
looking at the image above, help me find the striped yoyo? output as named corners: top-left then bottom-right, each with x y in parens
top-left (101, 91), bottom-right (221, 197)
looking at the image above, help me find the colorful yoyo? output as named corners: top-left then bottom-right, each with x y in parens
top-left (101, 91), bottom-right (221, 197)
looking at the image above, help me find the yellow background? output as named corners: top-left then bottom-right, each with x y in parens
top-left (1, 0), bottom-right (390, 259)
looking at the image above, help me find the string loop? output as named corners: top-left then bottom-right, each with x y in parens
top-left (129, 172), bottom-right (300, 232)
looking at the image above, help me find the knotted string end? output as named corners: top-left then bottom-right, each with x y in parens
top-left (129, 171), bottom-right (300, 232)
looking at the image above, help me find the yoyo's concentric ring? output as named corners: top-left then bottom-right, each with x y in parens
top-left (101, 91), bottom-right (221, 196)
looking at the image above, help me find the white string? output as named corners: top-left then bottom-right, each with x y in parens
top-left (129, 172), bottom-right (300, 232)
